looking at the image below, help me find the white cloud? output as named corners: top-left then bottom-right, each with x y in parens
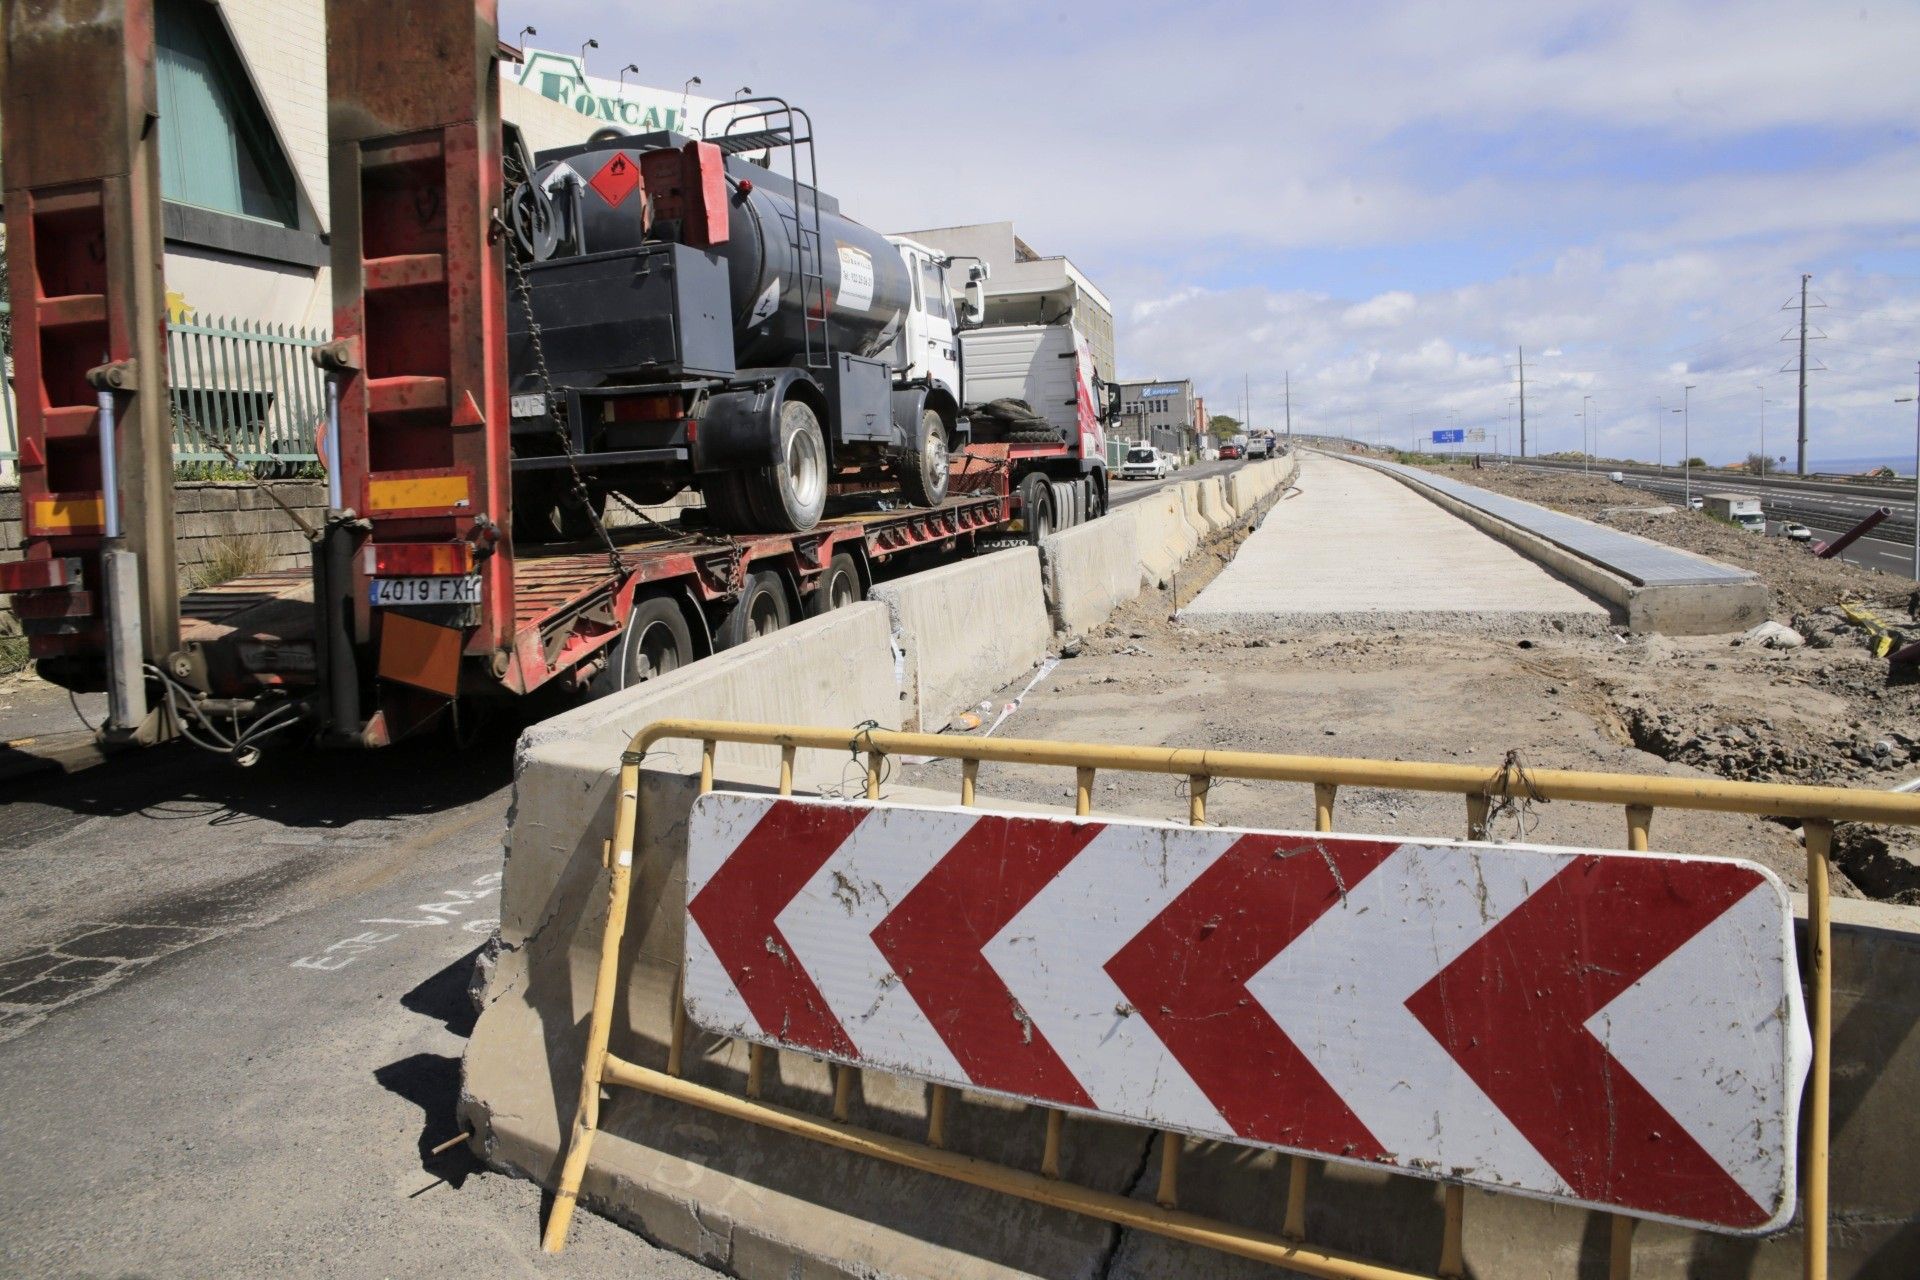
top-left (517, 0), bottom-right (1920, 465)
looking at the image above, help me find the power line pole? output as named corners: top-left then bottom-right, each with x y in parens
top-left (1782, 273), bottom-right (1825, 474)
top-left (1284, 370), bottom-right (1292, 450)
top-left (1796, 274), bottom-right (1810, 475)
top-left (1516, 346), bottom-right (1527, 458)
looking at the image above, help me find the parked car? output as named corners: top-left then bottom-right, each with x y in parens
top-left (1688, 496), bottom-right (1705, 510)
top-left (1781, 522), bottom-right (1814, 543)
top-left (1220, 443), bottom-right (1244, 460)
top-left (1122, 446), bottom-right (1171, 480)
top-left (1608, 470), bottom-right (1625, 483)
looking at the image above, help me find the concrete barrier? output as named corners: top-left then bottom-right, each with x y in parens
top-left (1131, 488), bottom-right (1200, 587)
top-left (870, 546), bottom-right (1049, 730)
top-left (1196, 477), bottom-right (1234, 531)
top-left (1038, 505), bottom-right (1148, 635)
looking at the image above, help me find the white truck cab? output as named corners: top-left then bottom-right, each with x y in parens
top-left (886, 236), bottom-right (985, 402)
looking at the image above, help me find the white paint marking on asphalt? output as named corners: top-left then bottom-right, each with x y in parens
top-left (290, 871), bottom-right (501, 972)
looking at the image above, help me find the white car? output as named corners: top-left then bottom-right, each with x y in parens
top-left (1122, 446), bottom-right (1171, 480)
top-left (1688, 496), bottom-right (1705, 510)
top-left (1781, 522), bottom-right (1814, 543)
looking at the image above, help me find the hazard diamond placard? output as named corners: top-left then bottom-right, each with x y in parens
top-left (684, 794), bottom-right (1809, 1233)
top-left (588, 150), bottom-right (640, 206)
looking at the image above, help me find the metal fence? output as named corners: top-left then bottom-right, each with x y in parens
top-left (0, 310), bottom-right (329, 479)
top-left (167, 314), bottom-right (329, 475)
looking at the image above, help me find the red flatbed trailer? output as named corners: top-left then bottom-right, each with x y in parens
top-left (174, 466), bottom-right (1026, 746)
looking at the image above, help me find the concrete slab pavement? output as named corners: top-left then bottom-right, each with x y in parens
top-left (1184, 454), bottom-right (1612, 633)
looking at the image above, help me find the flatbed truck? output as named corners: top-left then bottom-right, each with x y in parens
top-left (0, 0), bottom-right (1105, 758)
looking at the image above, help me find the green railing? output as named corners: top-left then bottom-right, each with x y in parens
top-left (167, 314), bottom-right (329, 476)
top-left (0, 310), bottom-right (329, 479)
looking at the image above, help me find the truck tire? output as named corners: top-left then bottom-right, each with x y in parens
top-left (896, 407), bottom-right (950, 508)
top-left (1086, 474), bottom-right (1106, 519)
top-left (601, 593), bottom-right (695, 693)
top-left (808, 552), bottom-right (863, 617)
top-left (716, 569), bottom-right (792, 649)
top-left (515, 472), bottom-right (605, 542)
top-left (700, 471), bottom-right (756, 531)
top-left (1050, 480), bottom-right (1075, 530)
top-left (1072, 477), bottom-right (1091, 525)
top-left (1018, 472), bottom-right (1053, 544)
top-left (743, 400), bottom-right (828, 533)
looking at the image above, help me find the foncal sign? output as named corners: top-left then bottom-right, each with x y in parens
top-left (685, 794), bottom-right (1809, 1234)
top-left (513, 49), bottom-right (720, 135)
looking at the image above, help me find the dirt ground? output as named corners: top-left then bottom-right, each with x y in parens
top-left (898, 477), bottom-right (1920, 902)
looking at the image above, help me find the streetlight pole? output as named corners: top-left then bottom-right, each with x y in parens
top-left (1680, 384), bottom-right (1696, 505)
top-left (1896, 361), bottom-right (1920, 581)
top-left (1755, 384), bottom-right (1767, 477)
top-left (1582, 394), bottom-right (1591, 473)
top-left (579, 37), bottom-right (598, 70)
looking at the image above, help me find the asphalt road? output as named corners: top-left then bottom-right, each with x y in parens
top-left (1108, 455), bottom-right (1248, 507)
top-left (0, 690), bottom-right (720, 1278)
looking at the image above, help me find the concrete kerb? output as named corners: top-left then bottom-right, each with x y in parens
top-left (869, 546), bottom-right (1050, 732)
top-left (1328, 454), bottom-right (1767, 635)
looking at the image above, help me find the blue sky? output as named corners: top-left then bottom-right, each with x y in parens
top-left (519, 0), bottom-right (1920, 468)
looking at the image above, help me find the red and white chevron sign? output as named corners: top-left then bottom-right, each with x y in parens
top-left (684, 795), bottom-right (1809, 1232)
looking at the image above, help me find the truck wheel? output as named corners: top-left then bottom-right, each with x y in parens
top-left (745, 400), bottom-right (828, 533)
top-left (1086, 475), bottom-right (1106, 519)
top-left (606, 594), bottom-right (696, 692)
top-left (1072, 478), bottom-right (1091, 524)
top-left (1018, 472), bottom-right (1053, 544)
top-left (701, 471), bottom-right (756, 531)
top-left (808, 552), bottom-right (863, 616)
top-left (515, 472), bottom-right (604, 542)
top-left (897, 408), bottom-right (950, 508)
top-left (1050, 480), bottom-right (1075, 530)
top-left (716, 569), bottom-right (792, 649)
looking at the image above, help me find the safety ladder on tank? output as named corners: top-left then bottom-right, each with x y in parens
top-left (702, 98), bottom-right (830, 371)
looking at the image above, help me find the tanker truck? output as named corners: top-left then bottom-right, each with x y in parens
top-left (501, 101), bottom-right (977, 538)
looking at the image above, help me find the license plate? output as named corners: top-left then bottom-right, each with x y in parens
top-left (510, 392), bottom-right (546, 419)
top-left (369, 575), bottom-right (482, 607)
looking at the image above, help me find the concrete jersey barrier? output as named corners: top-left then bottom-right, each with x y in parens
top-left (1038, 506), bottom-right (1149, 635)
top-left (869, 546), bottom-right (1049, 731)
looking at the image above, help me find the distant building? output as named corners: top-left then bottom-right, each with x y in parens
top-left (889, 221), bottom-right (1115, 385)
top-left (1114, 378), bottom-right (1198, 457)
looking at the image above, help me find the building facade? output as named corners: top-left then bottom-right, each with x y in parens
top-left (889, 221), bottom-right (1115, 386)
top-left (1114, 378), bottom-right (1198, 457)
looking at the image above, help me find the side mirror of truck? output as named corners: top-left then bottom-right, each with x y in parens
top-left (1101, 380), bottom-right (1122, 421)
top-left (961, 267), bottom-right (987, 328)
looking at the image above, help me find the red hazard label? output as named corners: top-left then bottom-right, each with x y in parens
top-left (588, 152), bottom-right (640, 206)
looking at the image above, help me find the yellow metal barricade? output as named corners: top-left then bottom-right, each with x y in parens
top-left (539, 717), bottom-right (1920, 1280)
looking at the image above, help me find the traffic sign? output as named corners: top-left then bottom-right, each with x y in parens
top-left (1432, 428), bottom-right (1465, 444)
top-left (685, 795), bottom-right (1808, 1232)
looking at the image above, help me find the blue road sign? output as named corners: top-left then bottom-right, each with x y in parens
top-left (1433, 428), bottom-right (1465, 444)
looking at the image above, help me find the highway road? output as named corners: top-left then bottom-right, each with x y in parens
top-left (1109, 455), bottom-right (1248, 508)
top-left (1516, 461), bottom-right (1917, 583)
